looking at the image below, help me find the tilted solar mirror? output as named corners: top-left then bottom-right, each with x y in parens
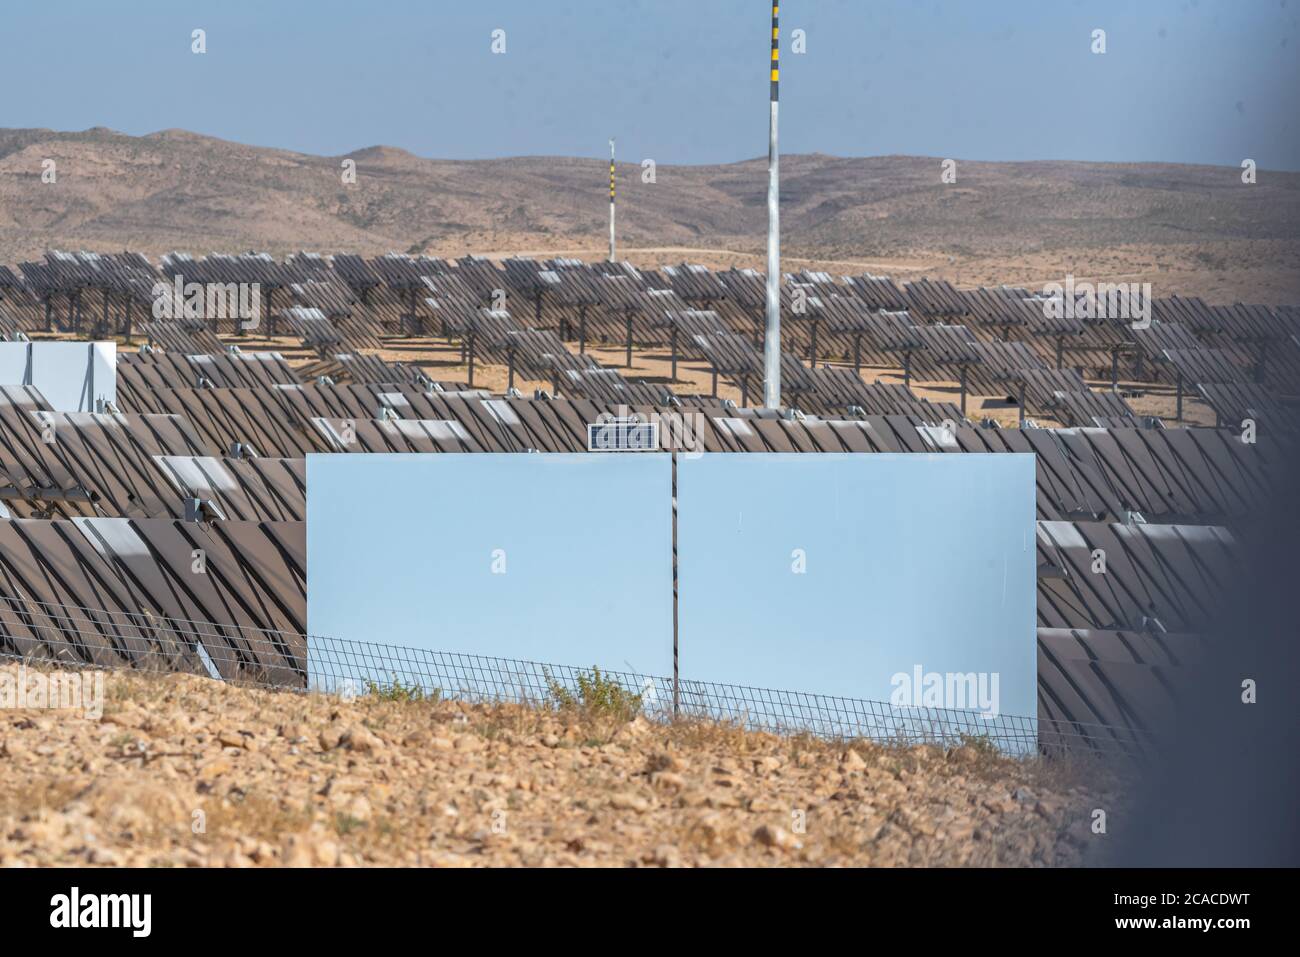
top-left (307, 453), bottom-right (674, 704)
top-left (676, 452), bottom-right (1038, 747)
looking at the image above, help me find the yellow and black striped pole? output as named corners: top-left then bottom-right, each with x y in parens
top-left (763, 2), bottom-right (782, 408)
top-left (609, 138), bottom-right (616, 262)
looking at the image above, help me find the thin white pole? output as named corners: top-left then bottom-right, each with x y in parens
top-left (763, 3), bottom-right (781, 409)
top-left (609, 138), bottom-right (616, 262)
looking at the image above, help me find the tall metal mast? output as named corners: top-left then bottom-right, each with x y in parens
top-left (609, 138), bottom-right (616, 262)
top-left (763, 3), bottom-right (782, 408)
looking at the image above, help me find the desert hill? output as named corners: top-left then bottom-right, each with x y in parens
top-left (2, 126), bottom-right (1297, 302)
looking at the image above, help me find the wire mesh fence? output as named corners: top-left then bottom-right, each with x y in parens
top-left (0, 594), bottom-right (1153, 760)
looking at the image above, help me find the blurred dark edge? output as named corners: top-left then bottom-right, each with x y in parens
top-left (1111, 431), bottom-right (1300, 866)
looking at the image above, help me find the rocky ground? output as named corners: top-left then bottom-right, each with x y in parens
top-left (0, 663), bottom-right (1125, 867)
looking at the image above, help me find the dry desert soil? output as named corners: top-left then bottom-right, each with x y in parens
top-left (0, 663), bottom-right (1124, 868)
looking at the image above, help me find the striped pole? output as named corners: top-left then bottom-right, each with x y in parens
top-left (609, 138), bottom-right (616, 262)
top-left (763, 2), bottom-right (781, 409)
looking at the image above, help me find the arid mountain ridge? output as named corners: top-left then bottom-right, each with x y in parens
top-left (2, 126), bottom-right (1297, 302)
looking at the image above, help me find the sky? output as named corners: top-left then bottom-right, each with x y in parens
top-left (676, 452), bottom-right (1037, 721)
top-left (306, 452), bottom-right (675, 684)
top-left (306, 450), bottom-right (1036, 723)
top-left (3, 0), bottom-right (1298, 169)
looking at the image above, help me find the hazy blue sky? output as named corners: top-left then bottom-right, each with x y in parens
top-left (4, 0), bottom-right (1297, 169)
top-left (306, 453), bottom-right (675, 686)
top-left (307, 450), bottom-right (1036, 720)
top-left (677, 453), bottom-right (1037, 719)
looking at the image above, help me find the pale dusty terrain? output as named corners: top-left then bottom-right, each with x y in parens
top-left (3, 127), bottom-right (1298, 304)
top-left (0, 664), bottom-right (1121, 867)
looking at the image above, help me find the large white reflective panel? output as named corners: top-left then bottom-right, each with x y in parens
top-left (677, 453), bottom-right (1038, 724)
top-left (0, 341), bottom-right (116, 411)
top-left (306, 453), bottom-right (674, 691)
